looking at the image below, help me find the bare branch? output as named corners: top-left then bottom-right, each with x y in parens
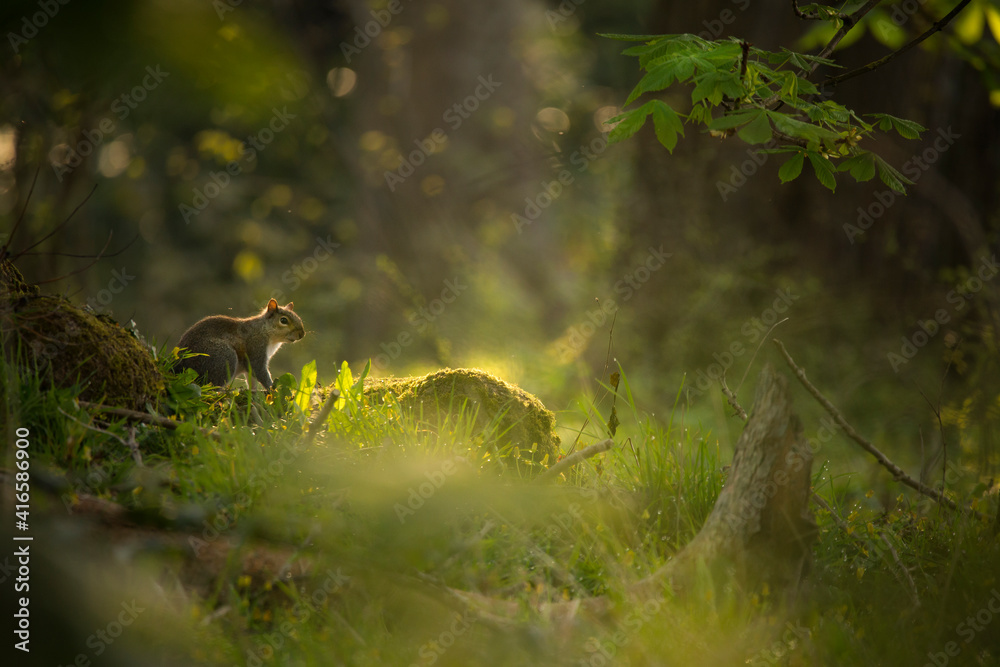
top-left (773, 339), bottom-right (986, 521)
top-left (536, 438), bottom-right (614, 482)
top-left (823, 0), bottom-right (974, 87)
top-left (793, 0), bottom-right (848, 21)
top-left (814, 1), bottom-right (881, 65)
top-left (78, 401), bottom-right (221, 440)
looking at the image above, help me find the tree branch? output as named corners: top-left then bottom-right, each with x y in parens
top-left (793, 0), bottom-right (848, 21)
top-left (79, 401), bottom-right (221, 440)
top-left (535, 438), bottom-right (614, 482)
top-left (823, 0), bottom-right (974, 87)
top-left (772, 339), bottom-right (986, 521)
top-left (814, 1), bottom-right (881, 65)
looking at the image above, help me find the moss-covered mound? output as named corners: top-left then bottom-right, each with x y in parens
top-left (1, 259), bottom-right (163, 410)
top-left (363, 368), bottom-right (561, 466)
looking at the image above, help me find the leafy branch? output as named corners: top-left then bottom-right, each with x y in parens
top-left (603, 1), bottom-right (973, 193)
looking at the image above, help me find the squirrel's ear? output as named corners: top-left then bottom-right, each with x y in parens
top-left (267, 298), bottom-right (278, 312)
top-left (285, 302), bottom-right (294, 310)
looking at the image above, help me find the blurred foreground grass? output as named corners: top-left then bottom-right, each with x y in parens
top-left (2, 349), bottom-right (999, 667)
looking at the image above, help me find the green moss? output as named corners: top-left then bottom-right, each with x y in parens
top-left (2, 260), bottom-right (163, 410)
top-left (363, 368), bottom-right (561, 466)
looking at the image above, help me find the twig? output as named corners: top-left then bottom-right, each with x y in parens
top-left (773, 339), bottom-right (986, 520)
top-left (814, 1), bottom-right (881, 65)
top-left (2, 166), bottom-right (40, 259)
top-left (812, 491), bottom-right (919, 605)
top-left (301, 388), bottom-right (340, 448)
top-left (881, 532), bottom-right (921, 607)
top-left (721, 375), bottom-right (748, 422)
top-left (823, 0), bottom-right (974, 87)
top-left (58, 407), bottom-right (144, 465)
top-left (736, 317), bottom-right (788, 395)
top-left (811, 491), bottom-right (849, 533)
top-left (15, 184), bottom-right (98, 258)
top-left (78, 400), bottom-right (220, 440)
top-left (536, 438), bottom-right (614, 482)
top-left (792, 0), bottom-right (848, 21)
top-left (568, 307), bottom-right (618, 453)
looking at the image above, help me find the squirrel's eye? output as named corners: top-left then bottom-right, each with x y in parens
top-left (280, 317), bottom-right (288, 324)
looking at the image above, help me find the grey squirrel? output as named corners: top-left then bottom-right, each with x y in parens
top-left (176, 298), bottom-right (305, 389)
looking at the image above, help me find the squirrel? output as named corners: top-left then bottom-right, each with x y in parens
top-left (175, 298), bottom-right (305, 390)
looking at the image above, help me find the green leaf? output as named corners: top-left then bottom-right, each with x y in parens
top-left (626, 61), bottom-right (678, 105)
top-left (807, 152), bottom-right (837, 191)
top-left (738, 112), bottom-right (773, 144)
top-left (296, 359), bottom-right (317, 415)
top-left (687, 102), bottom-right (710, 125)
top-left (778, 152), bottom-right (805, 183)
top-left (691, 71), bottom-right (736, 105)
top-left (873, 154), bottom-right (914, 193)
top-left (607, 101), bottom-right (657, 143)
top-left (707, 110), bottom-right (760, 131)
top-left (769, 111), bottom-right (842, 144)
top-left (333, 360), bottom-right (353, 410)
top-left (354, 358), bottom-right (372, 390)
top-left (778, 71), bottom-right (799, 100)
top-left (651, 100), bottom-right (684, 152)
top-left (838, 152), bottom-right (876, 181)
top-left (868, 113), bottom-right (926, 140)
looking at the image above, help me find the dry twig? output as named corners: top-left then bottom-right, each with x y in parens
top-left (78, 401), bottom-right (220, 440)
top-left (536, 439), bottom-right (614, 482)
top-left (773, 339), bottom-right (986, 521)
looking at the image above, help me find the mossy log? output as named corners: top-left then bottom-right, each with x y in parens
top-left (450, 365), bottom-right (817, 623)
top-left (363, 368), bottom-right (561, 466)
top-left (1, 259), bottom-right (163, 410)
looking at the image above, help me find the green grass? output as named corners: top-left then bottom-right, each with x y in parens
top-left (3, 351), bottom-right (999, 667)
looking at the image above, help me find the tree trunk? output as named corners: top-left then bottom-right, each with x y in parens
top-left (638, 363), bottom-right (817, 596)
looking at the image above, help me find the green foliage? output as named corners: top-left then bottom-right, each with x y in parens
top-left (604, 30), bottom-right (930, 192)
top-left (7, 347), bottom-right (1000, 665)
top-left (295, 359), bottom-right (318, 416)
